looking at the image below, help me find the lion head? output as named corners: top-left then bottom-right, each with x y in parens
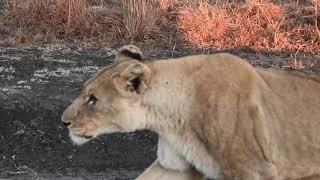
top-left (61, 45), bottom-right (152, 145)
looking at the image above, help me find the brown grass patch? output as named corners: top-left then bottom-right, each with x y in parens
top-left (121, 0), bottom-right (160, 39)
top-left (2, 0), bottom-right (99, 43)
top-left (0, 0), bottom-right (163, 45)
top-left (177, 0), bottom-right (320, 53)
top-left (0, 0), bottom-right (319, 53)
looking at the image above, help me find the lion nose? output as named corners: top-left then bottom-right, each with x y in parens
top-left (61, 112), bottom-right (72, 127)
top-left (62, 104), bottom-right (78, 127)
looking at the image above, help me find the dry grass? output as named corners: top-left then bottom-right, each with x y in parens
top-left (2, 0), bottom-right (99, 43)
top-left (121, 0), bottom-right (160, 39)
top-left (0, 0), bottom-right (319, 53)
top-left (178, 0), bottom-right (320, 53)
top-left (0, 0), bottom-right (163, 45)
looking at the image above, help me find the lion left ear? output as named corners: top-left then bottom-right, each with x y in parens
top-left (114, 45), bottom-right (143, 62)
top-left (113, 62), bottom-right (151, 94)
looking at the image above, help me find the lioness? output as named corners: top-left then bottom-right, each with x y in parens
top-left (62, 45), bottom-right (320, 180)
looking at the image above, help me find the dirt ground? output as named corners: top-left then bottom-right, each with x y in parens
top-left (0, 44), bottom-right (158, 180)
top-left (0, 42), bottom-right (319, 180)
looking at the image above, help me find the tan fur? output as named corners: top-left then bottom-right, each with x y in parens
top-left (62, 45), bottom-right (320, 180)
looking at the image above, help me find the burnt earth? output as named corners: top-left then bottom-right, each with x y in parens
top-left (0, 44), bottom-right (157, 180)
top-left (0, 43), bottom-right (319, 180)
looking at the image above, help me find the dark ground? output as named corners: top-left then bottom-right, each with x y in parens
top-left (0, 44), bottom-right (159, 180)
top-left (0, 43), bottom-right (319, 180)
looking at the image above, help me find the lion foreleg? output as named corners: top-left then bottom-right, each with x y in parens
top-left (135, 160), bottom-right (203, 180)
top-left (135, 136), bottom-right (204, 180)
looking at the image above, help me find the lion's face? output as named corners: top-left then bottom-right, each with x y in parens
top-left (61, 48), bottom-right (151, 145)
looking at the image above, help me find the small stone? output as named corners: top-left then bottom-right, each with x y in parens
top-left (40, 157), bottom-right (46, 163)
top-left (67, 154), bottom-right (73, 161)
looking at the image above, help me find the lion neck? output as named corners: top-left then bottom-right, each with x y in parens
top-left (140, 61), bottom-right (195, 134)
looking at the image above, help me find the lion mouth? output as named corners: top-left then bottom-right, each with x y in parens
top-left (82, 135), bottom-right (93, 139)
top-left (69, 132), bottom-right (94, 145)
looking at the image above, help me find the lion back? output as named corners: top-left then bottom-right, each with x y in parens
top-left (255, 68), bottom-right (320, 179)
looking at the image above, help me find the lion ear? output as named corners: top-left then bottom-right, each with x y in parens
top-left (113, 62), bottom-right (151, 94)
top-left (114, 45), bottom-right (143, 62)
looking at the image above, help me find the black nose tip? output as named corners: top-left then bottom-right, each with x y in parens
top-left (62, 122), bottom-right (71, 126)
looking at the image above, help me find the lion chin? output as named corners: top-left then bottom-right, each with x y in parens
top-left (69, 132), bottom-right (93, 146)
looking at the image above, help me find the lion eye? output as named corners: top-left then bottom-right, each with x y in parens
top-left (88, 94), bottom-right (98, 105)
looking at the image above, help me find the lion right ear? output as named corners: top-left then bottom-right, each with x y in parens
top-left (112, 62), bottom-right (151, 95)
top-left (114, 45), bottom-right (143, 62)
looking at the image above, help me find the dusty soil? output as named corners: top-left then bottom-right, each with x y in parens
top-left (0, 44), bottom-right (158, 180)
top-left (0, 43), bottom-right (319, 180)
